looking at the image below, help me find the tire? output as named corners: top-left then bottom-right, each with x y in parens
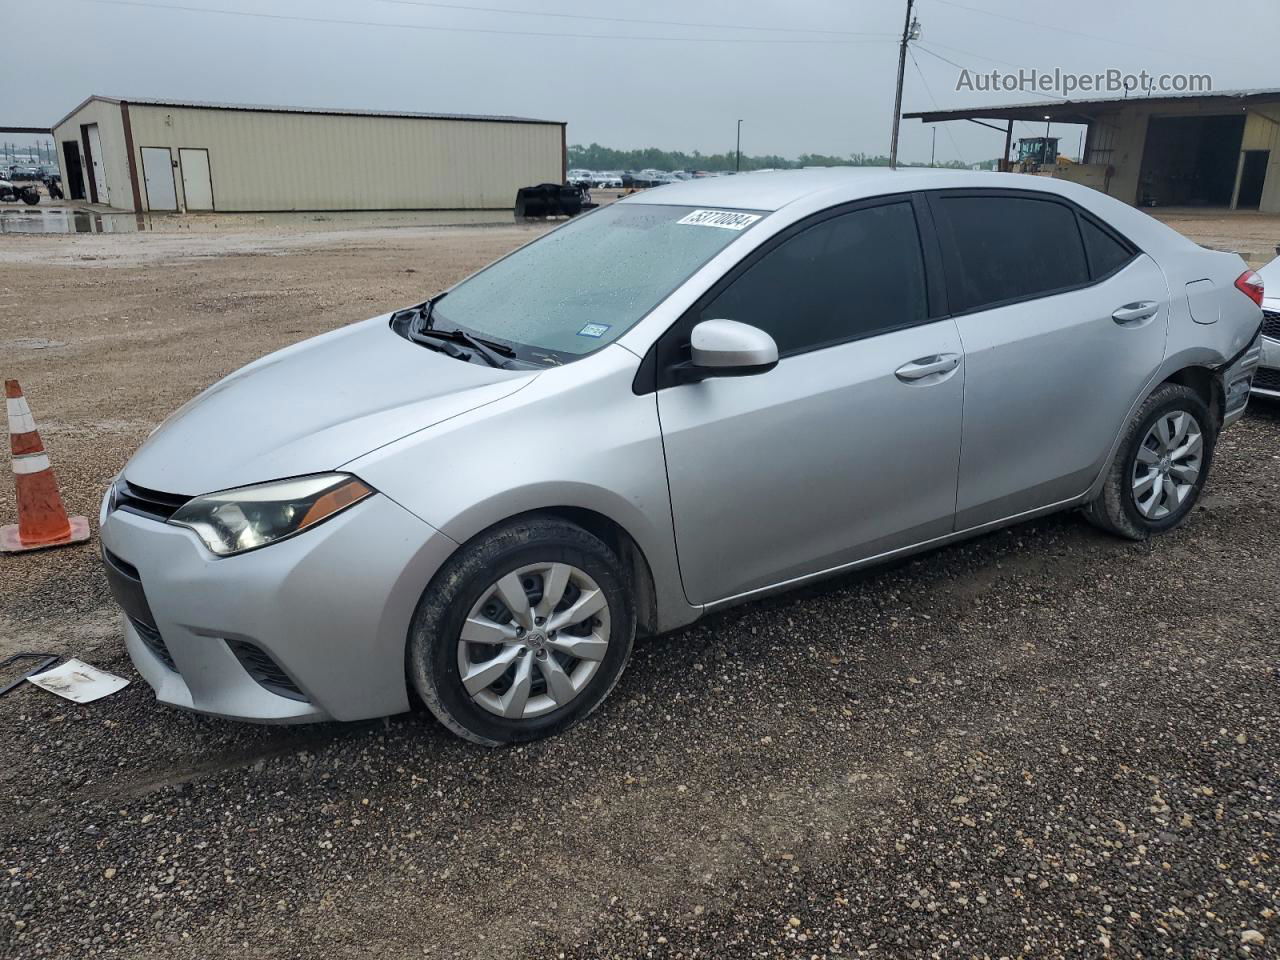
top-left (20, 188), bottom-right (39, 205)
top-left (407, 515), bottom-right (635, 745)
top-left (1084, 383), bottom-right (1217, 540)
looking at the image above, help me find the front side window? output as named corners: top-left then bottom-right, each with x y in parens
top-left (432, 203), bottom-right (764, 362)
top-left (697, 201), bottom-right (928, 356)
top-left (931, 195), bottom-right (1089, 313)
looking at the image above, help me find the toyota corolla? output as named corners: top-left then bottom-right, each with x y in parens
top-left (100, 169), bottom-right (1264, 744)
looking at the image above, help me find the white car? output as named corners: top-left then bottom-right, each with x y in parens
top-left (1254, 256), bottom-right (1280, 398)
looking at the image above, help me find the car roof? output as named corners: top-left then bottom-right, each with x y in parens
top-left (618, 167), bottom-right (1083, 212)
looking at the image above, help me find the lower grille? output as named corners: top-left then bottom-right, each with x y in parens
top-left (1262, 309), bottom-right (1280, 341)
top-left (226, 640), bottom-right (308, 702)
top-left (132, 617), bottom-right (176, 671)
top-left (1253, 366), bottom-right (1280, 393)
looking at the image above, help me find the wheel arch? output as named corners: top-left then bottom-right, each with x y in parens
top-left (1160, 365), bottom-right (1223, 425)
top-left (422, 499), bottom-right (671, 640)
top-left (503, 506), bottom-right (661, 638)
top-left (1087, 361), bottom-right (1223, 503)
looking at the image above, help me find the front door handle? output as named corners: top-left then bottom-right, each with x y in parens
top-left (1112, 300), bottom-right (1160, 324)
top-left (895, 353), bottom-right (960, 382)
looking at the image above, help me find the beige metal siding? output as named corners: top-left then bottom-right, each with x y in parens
top-left (51, 101), bottom-right (130, 209)
top-left (1084, 104), bottom-right (1149, 205)
top-left (125, 105), bottom-right (562, 212)
top-left (1081, 99), bottom-right (1280, 208)
top-left (1239, 107), bottom-right (1280, 212)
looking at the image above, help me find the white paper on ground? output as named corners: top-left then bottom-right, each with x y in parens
top-left (27, 659), bottom-right (129, 703)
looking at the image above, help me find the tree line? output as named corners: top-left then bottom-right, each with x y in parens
top-left (568, 143), bottom-right (976, 172)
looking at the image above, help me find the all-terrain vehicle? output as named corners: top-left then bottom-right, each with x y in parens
top-left (0, 178), bottom-right (40, 205)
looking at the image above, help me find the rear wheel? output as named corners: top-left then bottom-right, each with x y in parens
top-left (1084, 383), bottom-right (1217, 540)
top-left (20, 187), bottom-right (39, 205)
top-left (408, 515), bottom-right (635, 745)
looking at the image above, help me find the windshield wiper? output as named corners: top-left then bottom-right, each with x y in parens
top-left (410, 326), bottom-right (513, 368)
top-left (409, 296), bottom-right (516, 368)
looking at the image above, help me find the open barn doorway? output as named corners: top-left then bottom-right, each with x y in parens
top-left (1138, 115), bottom-right (1244, 207)
top-left (61, 140), bottom-right (85, 200)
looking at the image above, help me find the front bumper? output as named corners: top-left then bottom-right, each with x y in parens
top-left (1252, 335), bottom-right (1280, 399)
top-left (100, 488), bottom-right (456, 723)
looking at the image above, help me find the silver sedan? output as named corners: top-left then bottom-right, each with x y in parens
top-left (100, 169), bottom-right (1265, 743)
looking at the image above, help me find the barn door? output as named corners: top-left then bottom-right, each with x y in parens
top-left (141, 147), bottom-right (177, 211)
top-left (86, 124), bottom-right (108, 204)
top-left (178, 149), bottom-right (213, 211)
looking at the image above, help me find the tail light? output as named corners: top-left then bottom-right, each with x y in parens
top-left (1235, 270), bottom-right (1264, 306)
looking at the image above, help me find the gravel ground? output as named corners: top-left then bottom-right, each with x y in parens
top-left (0, 216), bottom-right (1277, 960)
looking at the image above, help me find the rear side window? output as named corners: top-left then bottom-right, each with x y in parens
top-left (698, 201), bottom-right (928, 356)
top-left (932, 195), bottom-right (1089, 313)
top-left (1080, 216), bottom-right (1136, 278)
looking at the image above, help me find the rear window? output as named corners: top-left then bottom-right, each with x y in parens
top-left (932, 195), bottom-right (1089, 313)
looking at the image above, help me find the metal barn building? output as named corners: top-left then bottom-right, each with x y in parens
top-left (51, 96), bottom-right (566, 213)
top-left (906, 88), bottom-right (1280, 213)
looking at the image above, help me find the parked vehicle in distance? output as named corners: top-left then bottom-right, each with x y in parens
top-left (100, 169), bottom-right (1264, 744)
top-left (0, 178), bottom-right (40, 204)
top-left (1252, 255), bottom-right (1280, 398)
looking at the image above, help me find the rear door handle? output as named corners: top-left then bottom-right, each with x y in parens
top-left (895, 353), bottom-right (960, 382)
top-left (1112, 300), bottom-right (1160, 324)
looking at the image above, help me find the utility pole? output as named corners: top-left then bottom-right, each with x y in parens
top-left (735, 119), bottom-right (743, 172)
top-left (930, 127), bottom-right (936, 167)
top-left (889, 0), bottom-right (915, 169)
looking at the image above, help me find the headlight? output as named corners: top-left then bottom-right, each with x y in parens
top-left (168, 473), bottom-right (373, 557)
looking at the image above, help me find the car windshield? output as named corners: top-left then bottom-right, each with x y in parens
top-left (432, 203), bottom-right (765, 362)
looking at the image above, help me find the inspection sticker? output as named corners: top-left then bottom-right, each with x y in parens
top-left (676, 209), bottom-right (762, 231)
top-left (578, 322), bottom-right (612, 338)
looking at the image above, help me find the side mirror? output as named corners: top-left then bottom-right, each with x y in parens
top-left (678, 319), bottom-right (779, 382)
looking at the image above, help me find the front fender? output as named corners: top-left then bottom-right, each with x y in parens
top-left (344, 346), bottom-right (699, 634)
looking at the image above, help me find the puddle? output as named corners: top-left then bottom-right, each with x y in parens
top-left (0, 205), bottom-right (518, 235)
top-left (0, 208), bottom-right (140, 234)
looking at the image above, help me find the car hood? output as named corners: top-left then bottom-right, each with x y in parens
top-left (124, 315), bottom-right (537, 495)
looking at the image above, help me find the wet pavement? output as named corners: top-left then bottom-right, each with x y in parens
top-left (0, 205), bottom-right (518, 235)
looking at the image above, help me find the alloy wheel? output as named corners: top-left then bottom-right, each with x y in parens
top-left (457, 562), bottom-right (611, 720)
top-left (1132, 410), bottom-right (1203, 520)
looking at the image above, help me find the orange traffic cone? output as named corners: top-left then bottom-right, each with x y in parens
top-left (0, 380), bottom-right (90, 553)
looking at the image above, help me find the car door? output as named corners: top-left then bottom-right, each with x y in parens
top-left (926, 189), bottom-right (1170, 529)
top-left (651, 196), bottom-right (965, 606)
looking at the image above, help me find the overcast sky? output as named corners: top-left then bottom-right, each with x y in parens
top-left (7, 0), bottom-right (1279, 165)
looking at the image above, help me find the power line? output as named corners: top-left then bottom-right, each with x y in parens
top-left (368, 0), bottom-right (896, 38)
top-left (928, 0), bottom-right (1247, 67)
top-left (74, 0), bottom-right (897, 44)
top-left (912, 43), bottom-right (1062, 101)
top-left (907, 48), bottom-right (967, 165)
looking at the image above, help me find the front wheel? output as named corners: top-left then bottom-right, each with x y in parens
top-left (20, 188), bottom-right (39, 205)
top-left (408, 515), bottom-right (635, 745)
top-left (1084, 382), bottom-right (1217, 540)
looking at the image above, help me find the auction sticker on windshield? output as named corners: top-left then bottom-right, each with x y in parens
top-left (677, 209), bottom-right (762, 230)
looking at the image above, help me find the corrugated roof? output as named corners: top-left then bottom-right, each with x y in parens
top-left (904, 87), bottom-right (1280, 125)
top-left (54, 95), bottom-right (561, 131)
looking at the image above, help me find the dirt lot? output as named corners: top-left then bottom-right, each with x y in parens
top-left (0, 214), bottom-right (1277, 959)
